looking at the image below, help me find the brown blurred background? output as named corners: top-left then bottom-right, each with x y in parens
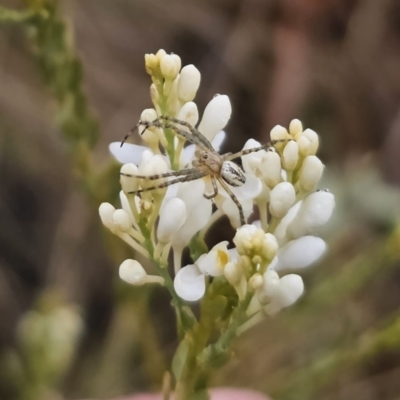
top-left (1, 0), bottom-right (400, 399)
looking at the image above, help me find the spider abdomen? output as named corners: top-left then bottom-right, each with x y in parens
top-left (221, 161), bottom-right (246, 187)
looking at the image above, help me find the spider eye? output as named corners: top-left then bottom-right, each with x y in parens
top-left (202, 154), bottom-right (209, 159)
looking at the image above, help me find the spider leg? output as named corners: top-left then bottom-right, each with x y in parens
top-left (120, 168), bottom-right (199, 180)
top-left (218, 178), bottom-right (245, 226)
top-left (138, 119), bottom-right (210, 151)
top-left (224, 139), bottom-right (291, 161)
top-left (203, 176), bottom-right (218, 199)
top-left (128, 172), bottom-right (206, 194)
top-left (158, 116), bottom-right (214, 150)
top-left (121, 121), bottom-right (141, 147)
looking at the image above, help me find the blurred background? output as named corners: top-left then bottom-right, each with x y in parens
top-left (1, 0), bottom-right (400, 399)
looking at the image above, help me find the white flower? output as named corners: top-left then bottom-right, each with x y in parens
top-left (174, 242), bottom-right (231, 301)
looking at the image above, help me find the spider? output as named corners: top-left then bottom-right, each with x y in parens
top-left (120, 115), bottom-right (285, 226)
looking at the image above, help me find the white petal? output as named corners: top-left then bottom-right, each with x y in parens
top-left (157, 198), bottom-right (187, 243)
top-left (176, 179), bottom-right (206, 213)
top-left (197, 241), bottom-right (229, 276)
top-left (276, 274), bottom-right (304, 307)
top-left (197, 95), bottom-right (232, 142)
top-left (174, 265), bottom-right (205, 301)
top-left (287, 191), bottom-right (335, 239)
top-left (180, 144), bottom-right (196, 167)
top-left (261, 270), bottom-right (280, 298)
top-left (267, 274), bottom-right (304, 314)
top-left (211, 130), bottom-right (226, 152)
top-left (109, 142), bottom-right (149, 165)
top-left (177, 101), bottom-right (199, 127)
top-left (275, 236), bottom-right (327, 270)
top-left (274, 201), bottom-right (302, 245)
top-left (171, 197), bottom-right (212, 248)
top-left (231, 174), bottom-right (262, 200)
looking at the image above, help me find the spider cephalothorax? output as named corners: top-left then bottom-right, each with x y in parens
top-left (120, 115), bottom-right (284, 226)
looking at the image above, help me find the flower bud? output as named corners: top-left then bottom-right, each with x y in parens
top-left (270, 125), bottom-right (289, 142)
top-left (140, 108), bottom-right (158, 123)
top-left (119, 259), bottom-right (147, 285)
top-left (150, 84), bottom-right (160, 106)
top-left (269, 182), bottom-right (296, 218)
top-left (261, 150), bottom-right (281, 188)
top-left (99, 203), bottom-right (116, 230)
top-left (297, 135), bottom-right (311, 157)
top-left (289, 119), bottom-right (303, 139)
top-left (177, 101), bottom-right (199, 127)
top-left (233, 224), bottom-right (258, 255)
top-left (261, 270), bottom-right (280, 298)
top-left (157, 198), bottom-right (187, 243)
top-left (302, 129), bottom-right (319, 154)
top-left (224, 261), bottom-right (242, 285)
top-left (177, 65), bottom-right (201, 102)
top-left (160, 54), bottom-right (180, 80)
top-left (197, 94), bottom-right (232, 142)
top-left (287, 191), bottom-right (335, 239)
top-left (112, 209), bottom-right (132, 232)
top-left (120, 163), bottom-right (140, 193)
top-left (282, 140), bottom-right (299, 170)
top-left (144, 53), bottom-right (158, 74)
top-left (298, 155), bottom-right (324, 192)
top-left (249, 273), bottom-right (263, 290)
top-left (155, 49), bottom-right (167, 63)
top-left (263, 233), bottom-right (278, 260)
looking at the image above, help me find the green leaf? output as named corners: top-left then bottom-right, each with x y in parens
top-left (171, 339), bottom-right (190, 381)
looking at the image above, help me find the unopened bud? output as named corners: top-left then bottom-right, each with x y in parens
top-left (120, 163), bottom-right (140, 193)
top-left (269, 182), bottom-right (296, 218)
top-left (177, 64), bottom-right (201, 102)
top-left (119, 259), bottom-right (147, 285)
top-left (197, 94), bottom-right (232, 142)
top-left (99, 203), bottom-right (116, 230)
top-left (144, 53), bottom-right (158, 74)
top-left (155, 49), bottom-right (167, 63)
top-left (263, 233), bottom-right (278, 260)
top-left (297, 135), bottom-right (311, 157)
top-left (177, 101), bottom-right (199, 127)
top-left (112, 209), bottom-right (132, 232)
top-left (302, 129), bottom-right (319, 155)
top-left (262, 150), bottom-right (281, 188)
top-left (282, 140), bottom-right (299, 171)
top-left (249, 273), bottom-right (263, 290)
top-left (289, 119), bottom-right (303, 139)
top-left (160, 54), bottom-right (180, 80)
top-left (299, 155), bottom-right (324, 192)
top-left (270, 125), bottom-right (289, 142)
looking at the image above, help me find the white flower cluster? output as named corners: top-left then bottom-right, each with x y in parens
top-left (99, 49), bottom-right (335, 318)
